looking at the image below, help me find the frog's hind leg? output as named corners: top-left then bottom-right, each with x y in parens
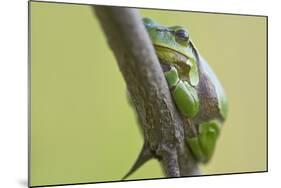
top-left (198, 120), bottom-right (221, 162)
top-left (187, 136), bottom-right (206, 162)
top-left (187, 120), bottom-right (221, 163)
top-left (122, 142), bottom-right (153, 180)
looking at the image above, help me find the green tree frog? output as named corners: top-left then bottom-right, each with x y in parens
top-left (123, 18), bottom-right (228, 179)
top-left (143, 17), bottom-right (228, 162)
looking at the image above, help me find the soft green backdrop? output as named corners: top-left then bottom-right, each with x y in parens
top-left (30, 2), bottom-right (267, 186)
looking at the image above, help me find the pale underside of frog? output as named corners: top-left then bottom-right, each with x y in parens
top-left (122, 18), bottom-right (228, 179)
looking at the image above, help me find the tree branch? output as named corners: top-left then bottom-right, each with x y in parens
top-left (94, 6), bottom-right (200, 177)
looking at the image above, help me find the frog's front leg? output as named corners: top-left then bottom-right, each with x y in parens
top-left (187, 120), bottom-right (221, 163)
top-left (162, 64), bottom-right (221, 163)
top-left (162, 65), bottom-right (199, 117)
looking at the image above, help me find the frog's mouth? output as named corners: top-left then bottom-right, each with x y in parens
top-left (154, 45), bottom-right (191, 78)
top-left (154, 45), bottom-right (189, 63)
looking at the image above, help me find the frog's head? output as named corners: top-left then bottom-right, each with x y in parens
top-left (143, 17), bottom-right (199, 86)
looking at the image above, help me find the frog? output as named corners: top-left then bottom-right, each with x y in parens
top-left (122, 18), bottom-right (228, 179)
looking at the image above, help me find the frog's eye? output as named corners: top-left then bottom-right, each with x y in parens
top-left (175, 29), bottom-right (189, 46)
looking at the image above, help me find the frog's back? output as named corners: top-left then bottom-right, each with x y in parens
top-left (193, 50), bottom-right (228, 124)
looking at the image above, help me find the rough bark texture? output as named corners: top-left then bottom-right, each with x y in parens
top-left (94, 6), bottom-right (200, 177)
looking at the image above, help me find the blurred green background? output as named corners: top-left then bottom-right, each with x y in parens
top-left (30, 1), bottom-right (267, 187)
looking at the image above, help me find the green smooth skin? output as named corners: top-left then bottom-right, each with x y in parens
top-left (144, 18), bottom-right (226, 163)
top-left (164, 66), bottom-right (199, 117)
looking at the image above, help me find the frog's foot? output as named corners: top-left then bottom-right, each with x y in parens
top-left (187, 120), bottom-right (221, 163)
top-left (122, 142), bottom-right (154, 180)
